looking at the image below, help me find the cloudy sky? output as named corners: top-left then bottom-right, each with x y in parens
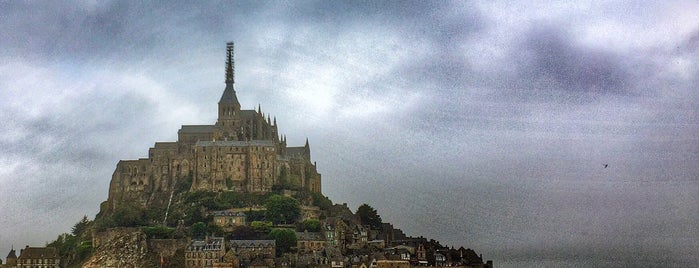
top-left (1, 1), bottom-right (697, 266)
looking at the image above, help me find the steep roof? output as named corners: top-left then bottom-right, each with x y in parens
top-left (18, 247), bottom-right (58, 259)
top-left (219, 83), bottom-right (241, 108)
top-left (6, 248), bottom-right (16, 259)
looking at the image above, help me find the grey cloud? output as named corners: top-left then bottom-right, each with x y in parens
top-left (0, 1), bottom-right (263, 62)
top-left (519, 26), bottom-right (631, 96)
top-left (282, 1), bottom-right (444, 28)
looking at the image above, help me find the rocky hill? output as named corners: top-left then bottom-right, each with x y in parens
top-left (42, 43), bottom-right (491, 268)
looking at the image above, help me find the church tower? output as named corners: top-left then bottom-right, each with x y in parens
top-left (216, 42), bottom-right (242, 140)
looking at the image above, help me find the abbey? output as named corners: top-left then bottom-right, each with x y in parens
top-left (104, 42), bottom-right (321, 211)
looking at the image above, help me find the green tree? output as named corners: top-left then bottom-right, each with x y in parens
top-left (112, 202), bottom-right (147, 227)
top-left (297, 219), bottom-right (321, 232)
top-left (265, 195), bottom-right (300, 224)
top-left (75, 241), bottom-right (93, 263)
top-left (218, 191), bottom-right (242, 208)
top-left (268, 228), bottom-right (297, 255)
top-left (311, 192), bottom-right (333, 211)
top-left (207, 222), bottom-right (224, 236)
top-left (71, 215), bottom-right (92, 236)
top-left (191, 222), bottom-right (207, 238)
top-left (245, 210), bottom-right (266, 222)
top-left (356, 204), bottom-right (383, 229)
top-left (251, 221), bottom-right (273, 234)
top-left (143, 225), bottom-right (175, 239)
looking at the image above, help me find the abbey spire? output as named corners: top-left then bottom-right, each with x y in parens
top-left (219, 42), bottom-right (241, 110)
top-left (218, 42), bottom-right (241, 125)
top-left (225, 42), bottom-right (235, 84)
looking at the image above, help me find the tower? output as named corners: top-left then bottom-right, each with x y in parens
top-left (216, 42), bottom-right (242, 140)
top-left (6, 246), bottom-right (17, 267)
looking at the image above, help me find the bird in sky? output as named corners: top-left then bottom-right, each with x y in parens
top-left (603, 164), bottom-right (609, 168)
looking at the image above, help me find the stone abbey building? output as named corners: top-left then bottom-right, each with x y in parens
top-left (104, 42), bottom-right (321, 211)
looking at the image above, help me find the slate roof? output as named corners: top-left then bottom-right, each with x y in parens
top-left (286, 147), bottom-right (305, 156)
top-left (17, 247), bottom-right (59, 259)
top-left (154, 142), bottom-right (178, 149)
top-left (219, 83), bottom-right (241, 107)
top-left (229, 240), bottom-right (276, 248)
top-left (187, 237), bottom-right (225, 251)
top-left (238, 110), bottom-right (258, 120)
top-left (179, 125), bottom-right (215, 133)
top-left (6, 249), bottom-right (16, 259)
top-left (210, 210), bottom-right (246, 217)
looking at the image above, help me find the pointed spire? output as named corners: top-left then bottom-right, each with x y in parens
top-left (225, 42), bottom-right (235, 84)
top-left (267, 115), bottom-right (271, 124)
top-left (258, 103), bottom-right (261, 114)
top-left (305, 138), bottom-right (309, 148)
top-left (273, 116), bottom-right (277, 126)
top-left (219, 42), bottom-right (241, 110)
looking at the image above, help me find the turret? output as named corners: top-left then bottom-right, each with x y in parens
top-left (304, 138), bottom-right (311, 160)
top-left (6, 246), bottom-right (17, 267)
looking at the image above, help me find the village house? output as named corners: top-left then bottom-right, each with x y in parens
top-left (296, 231), bottom-right (326, 255)
top-left (185, 236), bottom-right (226, 268)
top-left (384, 245), bottom-right (413, 261)
top-left (228, 240), bottom-right (276, 266)
top-left (211, 210), bottom-right (247, 232)
top-left (11, 246), bottom-right (60, 268)
top-left (322, 217), bottom-right (348, 250)
top-left (376, 260), bottom-right (410, 268)
top-left (348, 225), bottom-right (368, 249)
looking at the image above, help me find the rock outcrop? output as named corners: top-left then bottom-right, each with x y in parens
top-left (84, 228), bottom-right (187, 268)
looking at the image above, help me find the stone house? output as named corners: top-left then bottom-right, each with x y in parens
top-left (367, 239), bottom-right (385, 249)
top-left (347, 225), bottom-right (368, 249)
top-left (375, 260), bottom-right (409, 268)
top-left (296, 231), bottom-right (326, 254)
top-left (434, 253), bottom-right (446, 266)
top-left (330, 256), bottom-right (344, 268)
top-left (15, 246), bottom-right (60, 268)
top-left (211, 210), bottom-right (246, 232)
top-left (228, 240), bottom-right (275, 264)
top-left (185, 236), bottom-right (226, 268)
top-left (322, 217), bottom-right (348, 250)
top-left (384, 246), bottom-right (413, 261)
